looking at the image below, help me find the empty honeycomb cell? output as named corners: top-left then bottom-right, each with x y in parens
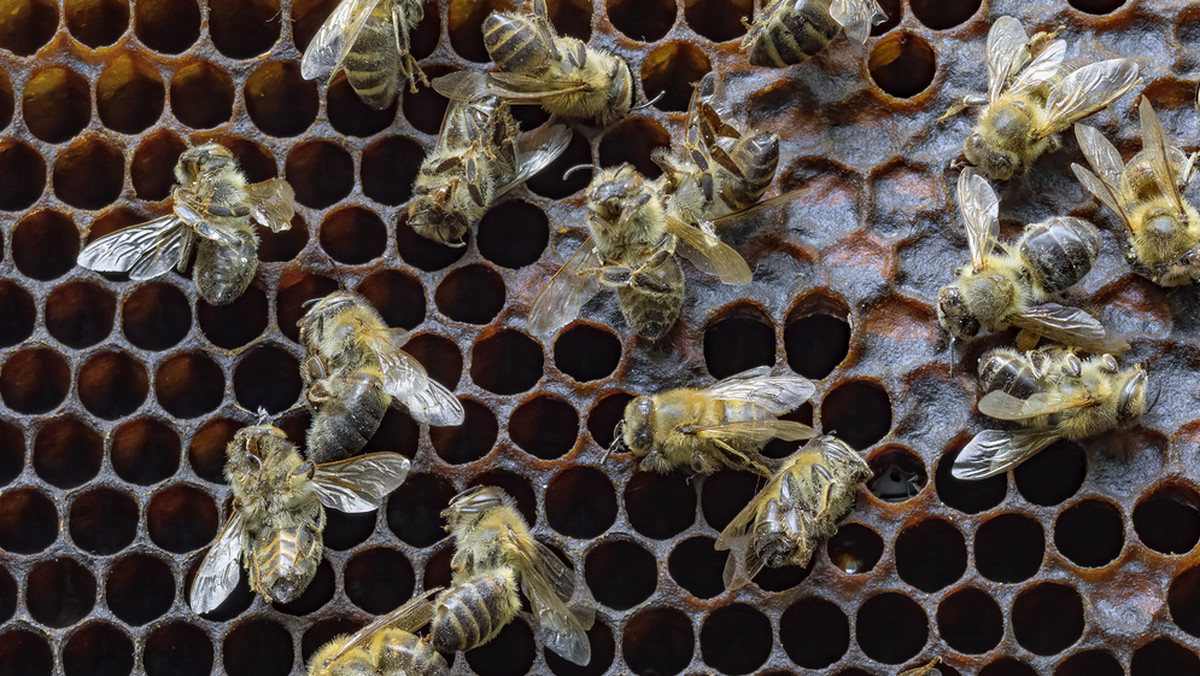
top-left (156, 352), bottom-right (225, 418)
top-left (97, 54), bottom-right (166, 134)
top-left (286, 141), bottom-right (354, 208)
top-left (871, 0), bottom-right (901, 34)
top-left (0, 567), bottom-right (13, 622)
top-left (147, 483), bottom-right (218, 552)
top-left (0, 280), bottom-right (35, 347)
top-left (276, 271), bottom-right (340, 342)
top-left (112, 417), bottom-right (181, 485)
top-left (704, 308), bottom-right (776, 379)
top-left (1012, 582), bottom-right (1084, 655)
top-left (469, 469), bottom-right (538, 525)
top-left (701, 469), bottom-right (758, 531)
top-left (780, 598), bottom-right (850, 669)
top-left (64, 0), bottom-right (128, 47)
top-left (555, 324), bottom-right (621, 382)
top-left (131, 131), bottom-right (186, 200)
top-left (1134, 485), bottom-right (1200, 555)
top-left (856, 592), bottom-right (928, 664)
top-left (1068, 0), bottom-right (1125, 14)
top-left (936, 442), bottom-right (1005, 513)
top-left (1, 348), bottom-right (70, 414)
top-left (527, 132), bottom-right (593, 199)
top-left (401, 65), bottom-right (453, 135)
top-left (1056, 650), bottom-right (1124, 676)
top-left (52, 138), bottom-right (125, 210)
top-left (208, 0), bottom-right (281, 58)
top-left (78, 351), bottom-right (149, 419)
top-left (274, 559), bottom-right (334, 615)
top-left (361, 407), bottom-right (420, 457)
top-left (471, 329), bottom-right (544, 394)
top-left (46, 282), bottom-right (116, 349)
top-left (867, 445), bottom-right (927, 502)
top-left (753, 557), bottom-right (811, 592)
top-left (403, 333), bottom-right (463, 391)
top-left (233, 345), bottom-right (302, 414)
top-left (22, 67), bottom-right (91, 143)
top-left (1170, 565), bottom-right (1200, 637)
top-left (188, 417), bottom-right (237, 483)
top-left (1013, 440), bottom-right (1085, 506)
top-left (587, 391), bottom-right (633, 448)
top-left (544, 0), bottom-right (592, 39)
top-left (701, 603), bottom-right (772, 674)
top-left (785, 294), bottom-right (851, 379)
top-left (827, 523), bottom-right (883, 574)
top-left (387, 472), bottom-right (456, 546)
top-left (169, 61), bottom-right (235, 130)
top-left (14, 209), bottom-right (78, 280)
top-left (895, 518), bottom-right (967, 592)
top-left (1055, 499), bottom-right (1124, 568)
top-left (607, 0), bottom-right (675, 42)
top-left (447, 0), bottom-right (513, 62)
top-left (0, 0), bottom-right (56, 55)
top-left (641, 42), bottom-right (710, 112)
top-left (0, 420), bottom-right (22, 485)
top-left (301, 617), bottom-right (362, 665)
top-left (431, 399), bottom-right (497, 464)
top-left (144, 623), bottom-right (213, 676)
top-left (423, 544), bottom-right (453, 590)
top-left (435, 264), bottom-right (506, 324)
top-left (396, 213), bottom-right (469, 270)
top-left (357, 270), bottom-right (427, 330)
top-left (0, 629), bottom-right (52, 676)
top-left (327, 75), bottom-right (398, 137)
top-left (33, 418), bottom-right (102, 488)
top-left (598, 118), bottom-right (670, 179)
top-left (910, 0), bottom-right (980, 29)
top-left (820, 379), bottom-right (891, 450)
top-left (623, 607), bottom-right (693, 676)
top-left (0, 140), bottom-right (47, 211)
top-left (289, 0), bottom-right (336, 52)
top-left (465, 619), bottom-right (536, 676)
top-left (546, 467), bottom-right (618, 537)
top-left (1131, 638), bottom-right (1200, 675)
top-left (625, 470), bottom-right (695, 538)
top-left (320, 206), bottom-right (388, 265)
top-left (198, 288), bottom-right (268, 349)
top-left (105, 553), bottom-right (174, 625)
top-left (667, 535), bottom-right (726, 599)
top-left (477, 202), bottom-right (550, 270)
top-left (123, 282), bottom-right (192, 350)
top-left (0, 488), bottom-right (58, 553)
top-left (246, 62), bottom-right (319, 137)
top-left (868, 33), bottom-right (936, 99)
top-left (975, 513), bottom-right (1044, 583)
top-left (0, 69), bottom-right (10, 129)
top-left (133, 0), bottom-right (199, 52)
top-left (584, 538), bottom-right (657, 609)
top-left (344, 547), bottom-right (415, 614)
top-left (28, 558), bottom-right (95, 627)
top-left (937, 587), bottom-right (1003, 654)
top-left (223, 619), bottom-right (294, 676)
top-left (684, 0), bottom-right (750, 43)
top-left (324, 508), bottom-right (377, 552)
top-left (69, 488), bottom-right (137, 554)
top-left (63, 622), bottom-right (134, 676)
top-left (510, 395), bottom-right (578, 459)
top-left (980, 659), bottom-right (1036, 676)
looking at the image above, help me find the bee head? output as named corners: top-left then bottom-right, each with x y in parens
top-left (936, 285), bottom-right (980, 340)
top-left (963, 133), bottom-right (1017, 181)
top-left (302, 290), bottom-right (357, 321)
top-left (407, 191), bottom-right (469, 248)
top-left (176, 142), bottom-right (234, 185)
top-left (622, 395), bottom-right (655, 456)
top-left (1116, 367), bottom-right (1148, 427)
top-left (442, 485), bottom-right (510, 530)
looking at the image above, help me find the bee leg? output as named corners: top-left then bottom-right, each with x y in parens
top-left (938, 94), bottom-right (987, 123)
top-left (1028, 25), bottom-right (1065, 53)
top-left (1015, 329), bottom-right (1041, 352)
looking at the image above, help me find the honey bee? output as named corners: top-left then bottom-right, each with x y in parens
top-left (189, 422), bottom-right (411, 612)
top-left (298, 290), bottom-right (465, 463)
top-left (307, 589), bottom-right (448, 676)
top-left (1073, 97), bottom-right (1200, 287)
top-left (527, 163), bottom-right (752, 340)
top-left (431, 486), bottom-right (595, 665)
top-left (715, 435), bottom-right (871, 591)
top-left (939, 16), bottom-right (1140, 180)
top-left (952, 346), bottom-right (1147, 480)
top-left (742, 0), bottom-right (887, 68)
top-left (609, 366), bottom-right (817, 477)
top-left (407, 93), bottom-right (571, 246)
top-left (301, 0), bottom-right (428, 109)
top-left (937, 170), bottom-right (1121, 352)
top-left (430, 0), bottom-right (633, 125)
top-left (899, 658), bottom-right (944, 676)
top-left (78, 142), bottom-right (294, 306)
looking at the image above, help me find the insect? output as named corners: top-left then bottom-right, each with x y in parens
top-left (952, 346), bottom-right (1147, 480)
top-left (432, 486), bottom-right (595, 665)
top-left (78, 142), bottom-right (294, 306)
top-left (715, 435), bottom-right (871, 591)
top-left (189, 422), bottom-right (411, 612)
top-left (609, 365), bottom-right (818, 477)
top-left (298, 290), bottom-right (465, 463)
top-left (527, 163), bottom-right (752, 340)
top-left (407, 93), bottom-right (571, 246)
top-left (1073, 97), bottom-right (1200, 287)
top-left (939, 15), bottom-right (1140, 180)
top-left (430, 0), bottom-right (633, 125)
top-left (300, 0), bottom-right (427, 109)
top-left (307, 589), bottom-right (448, 676)
top-left (937, 169), bottom-right (1120, 352)
top-left (900, 658), bottom-right (945, 676)
top-left (741, 0), bottom-right (887, 68)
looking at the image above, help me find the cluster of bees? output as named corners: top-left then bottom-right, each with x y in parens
top-left (67, 0), bottom-right (1199, 671)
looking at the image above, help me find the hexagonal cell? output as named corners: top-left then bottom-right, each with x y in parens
top-left (97, 54), bottom-right (165, 134)
top-left (598, 117), bottom-right (670, 179)
top-left (430, 399), bottom-right (497, 464)
top-left (404, 333), bottom-right (463, 392)
top-left (1131, 638), bottom-right (1200, 675)
top-left (274, 558), bottom-right (334, 615)
top-left (0, 0), bottom-right (57, 55)
top-left (156, 351), bottom-right (226, 419)
top-left (856, 592), bottom-right (927, 664)
top-left (895, 518), bottom-right (967, 592)
top-left (701, 469), bottom-right (758, 531)
top-left (223, 619), bottom-right (295, 676)
top-left (27, 557), bottom-right (96, 627)
top-left (70, 488), bottom-right (138, 555)
top-left (132, 131), bottom-right (186, 200)
top-left (468, 469), bottom-right (538, 526)
top-left (246, 62), bottom-right (319, 137)
top-left (327, 74), bottom-right (398, 137)
top-left (465, 618), bottom-right (536, 676)
top-left (14, 209), bottom-right (80, 281)
top-left (78, 351), bottom-right (149, 419)
top-left (555, 324), bottom-right (621, 382)
top-left (301, 617), bottom-right (363, 666)
top-left (910, 0), bottom-right (980, 29)
top-left (46, 282), bottom-right (116, 349)
top-left (356, 270), bottom-right (426, 331)
top-left (585, 539), bottom-right (656, 609)
top-left (169, 61), bottom-right (234, 130)
top-left (63, 621), bottom-right (134, 676)
top-left (645, 44), bottom-right (713, 114)
top-left (785, 293), bottom-right (851, 379)
top-left (123, 282), bottom-right (192, 350)
top-left (1069, 0), bottom-right (1126, 14)
top-left (587, 391), bottom-right (633, 448)
top-left (209, 0), bottom-right (281, 58)
top-left (684, 0), bottom-right (750, 43)
top-left (397, 212), bottom-right (469, 270)
top-left (64, 0), bottom-right (129, 47)
top-left (188, 417), bottom-right (238, 484)
top-left (53, 137), bottom-right (125, 210)
top-left (1134, 485), bottom-right (1200, 555)
top-left (320, 206), bottom-right (388, 264)
top-left (0, 280), bottom-right (36, 347)
top-left (471, 330), bottom-right (544, 394)
top-left (113, 417), bottom-right (181, 485)
top-left (781, 597), bottom-right (850, 669)
top-left (667, 535), bottom-right (726, 599)
top-left (975, 513), bottom-right (1044, 584)
top-left (287, 140), bottom-right (354, 208)
top-left (362, 135), bottom-right (424, 206)
top-left (623, 607), bottom-right (693, 676)
top-left (511, 395), bottom-right (578, 460)
top-left (938, 587), bottom-right (1003, 654)
top-left (0, 488), bottom-right (58, 553)
top-left (1013, 440), bottom-right (1086, 506)
top-left (0, 420), bottom-right (24, 486)
top-left (1011, 582), bottom-right (1084, 656)
top-left (23, 67), bottom-right (91, 143)
top-left (0, 140), bottom-right (46, 211)
top-left (868, 33), bottom-right (936, 99)
top-left (133, 0), bottom-right (200, 53)
top-left (936, 441), bottom-right (1006, 513)
top-left (147, 483), bottom-right (218, 552)
top-left (546, 467), bottom-right (617, 538)
top-left (703, 307), bottom-right (775, 378)
top-left (545, 620), bottom-right (614, 676)
top-left (1056, 650), bottom-right (1124, 676)
top-left (233, 345), bottom-right (302, 414)
top-left (199, 287), bottom-right (269, 349)
top-left (0, 630), bottom-right (52, 676)
top-left (1, 348), bottom-right (70, 414)
top-left (345, 547), bottom-right (415, 614)
top-left (1055, 499), bottom-right (1124, 568)
top-left (33, 418), bottom-right (102, 488)
top-left (826, 523), bottom-right (883, 574)
top-left (820, 379), bottom-right (891, 450)
top-left (435, 264), bottom-right (506, 324)
top-left (701, 603), bottom-right (772, 674)
top-left (477, 200), bottom-right (550, 269)
top-left (144, 623), bottom-right (214, 676)
top-left (387, 472), bottom-right (456, 547)
top-left (607, 0), bottom-right (675, 42)
top-left (626, 470), bottom-right (694, 539)
top-left (980, 658), bottom-right (1037, 676)
top-left (276, 271), bottom-right (340, 342)
top-left (0, 70), bottom-right (10, 130)
top-left (867, 445), bottom-right (927, 502)
top-left (106, 553), bottom-right (174, 625)
top-left (446, 0), bottom-right (513, 62)
top-left (324, 507), bottom-right (376, 552)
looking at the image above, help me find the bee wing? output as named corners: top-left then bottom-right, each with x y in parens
top-left (828, 0), bottom-right (887, 45)
top-left (1137, 96), bottom-right (1190, 218)
top-left (77, 215), bottom-right (194, 280)
top-left (1009, 303), bottom-right (1124, 352)
top-left (244, 179), bottom-right (296, 233)
top-left (189, 511), bottom-right (245, 613)
top-left (515, 538), bottom-right (595, 666)
top-left (430, 70), bottom-right (491, 102)
top-left (367, 332), bottom-right (465, 426)
top-left (704, 366), bottom-right (817, 415)
top-left (300, 0), bottom-right (385, 81)
top-left (1072, 124), bottom-right (1131, 224)
top-left (985, 16), bottom-right (1033, 103)
top-left (956, 169), bottom-right (999, 271)
top-left (527, 237), bottom-right (604, 338)
top-left (311, 452), bottom-right (412, 513)
top-left (951, 428), bottom-right (1061, 480)
top-left (315, 589), bottom-right (440, 669)
top-left (1007, 39), bottom-right (1066, 97)
top-left (1037, 59), bottom-right (1141, 137)
top-left (977, 390), bottom-right (1088, 421)
top-left (172, 188), bottom-right (245, 247)
top-left (507, 123), bottom-right (573, 191)
top-left (690, 420), bottom-right (818, 444)
top-left (485, 71), bottom-right (594, 102)
top-left (664, 217), bottom-right (752, 285)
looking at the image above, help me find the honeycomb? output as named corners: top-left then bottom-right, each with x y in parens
top-left (1, 0), bottom-right (1200, 673)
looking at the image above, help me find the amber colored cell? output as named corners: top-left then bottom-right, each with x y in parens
top-left (511, 395), bottom-right (578, 460)
top-left (259, 213), bottom-right (308, 262)
top-left (781, 597), bottom-right (850, 669)
top-left (274, 559), bottom-right (334, 615)
top-left (624, 607), bottom-right (693, 676)
top-left (0, 0), bottom-right (57, 55)
top-left (526, 132), bottom-right (592, 198)
top-left (1014, 440), bottom-right (1086, 506)
top-left (867, 445), bottom-right (927, 502)
top-left (0, 281), bottom-right (35, 347)
top-left (155, 351), bottom-right (225, 419)
top-left (14, 209), bottom-right (79, 280)
top-left (477, 200), bottom-right (549, 268)
top-left (1169, 565), bottom-right (1200, 637)
top-left (169, 62), bottom-right (235, 130)
top-left (199, 288), bottom-right (268, 349)
top-left (133, 0), bottom-right (200, 53)
top-left (106, 553), bottom-right (174, 625)
top-left (0, 630), bottom-right (52, 676)
top-left (827, 523), bottom-right (884, 574)
top-left (188, 417), bottom-right (238, 484)
top-left (0, 420), bottom-right (23, 486)
top-left (435, 264), bottom-right (506, 324)
top-left (447, 0), bottom-right (513, 62)
top-left (1, 348), bottom-right (70, 414)
top-left (123, 282), bottom-right (191, 350)
top-left (98, 54), bottom-right (165, 134)
top-left (702, 605), bottom-right (772, 674)
top-left (27, 557), bottom-right (96, 627)
top-left (65, 0), bottom-right (129, 47)
top-left (357, 270), bottom-right (426, 330)
top-left (209, 0), bottom-right (281, 58)
top-left (0, 70), bottom-right (10, 131)
top-left (869, 33), bottom-right (937, 98)
top-left (0, 488), bottom-right (57, 553)
top-left (321, 205), bottom-right (388, 263)
top-left (223, 618), bottom-right (295, 676)
top-left (587, 391), bottom-right (633, 448)
top-left (63, 622), bottom-right (134, 676)
top-left (145, 623), bottom-right (213, 676)
top-left (598, 118), bottom-right (670, 179)
top-left (685, 0), bottom-right (751, 42)
top-left (626, 470), bottom-right (694, 539)
top-left (938, 587), bottom-right (1003, 654)
top-left (131, 131), bottom-right (186, 200)
top-left (642, 42), bottom-right (710, 112)
top-left (245, 62), bottom-right (319, 137)
top-left (1134, 485), bottom-right (1200, 555)
top-left (33, 418), bottom-right (102, 488)
top-left (910, 0), bottom-right (980, 29)
top-left (112, 417), bottom-right (181, 485)
top-left (1056, 650), bottom-right (1124, 676)
top-left (607, 0), bottom-right (675, 42)
top-left (1055, 499), bottom-right (1124, 568)
top-left (70, 488), bottom-right (138, 555)
top-left (546, 467), bottom-right (618, 537)
top-left (23, 67), bottom-right (91, 143)
top-left (820, 379), bottom-right (891, 450)
top-left (286, 140), bottom-right (354, 208)
top-left (704, 311), bottom-right (776, 379)
top-left (233, 345), bottom-right (302, 414)
top-left (0, 140), bottom-right (47, 211)
top-left (471, 330), bottom-right (544, 394)
top-left (53, 138), bottom-right (125, 210)
top-left (1011, 582), bottom-right (1084, 655)
top-left (328, 74), bottom-right (398, 137)
top-left (430, 399), bottom-right (497, 464)
top-left (147, 483), bottom-right (218, 553)
top-left (856, 592), bottom-right (927, 664)
top-left (975, 513), bottom-right (1044, 583)
top-left (79, 351), bottom-right (149, 419)
top-left (387, 472), bottom-right (456, 547)
top-left (345, 548), bottom-right (415, 614)
top-left (362, 135), bottom-right (425, 208)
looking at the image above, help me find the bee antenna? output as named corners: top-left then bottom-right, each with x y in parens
top-left (602, 422), bottom-right (626, 464)
top-left (562, 163), bottom-right (598, 181)
top-left (632, 90), bottom-right (666, 112)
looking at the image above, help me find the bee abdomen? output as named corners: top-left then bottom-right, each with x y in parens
top-left (194, 225), bottom-right (258, 306)
top-left (745, 0), bottom-right (839, 67)
top-left (431, 571), bottom-right (521, 653)
top-left (484, 13), bottom-right (546, 74)
top-left (344, 15), bottom-right (401, 110)
top-left (252, 519), bottom-right (323, 604)
top-left (1018, 216), bottom-right (1100, 293)
top-left (978, 348), bottom-right (1040, 399)
top-left (378, 631), bottom-right (450, 676)
top-left (306, 370), bottom-right (390, 464)
top-left (616, 258), bottom-right (685, 340)
top-left (725, 133), bottom-right (780, 209)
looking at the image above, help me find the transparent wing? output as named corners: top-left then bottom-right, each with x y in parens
top-left (956, 169), bottom-right (999, 271)
top-left (363, 329), bottom-right (464, 425)
top-left (399, 376), bottom-right (465, 426)
top-left (432, 70), bottom-right (590, 104)
top-left (189, 511), bottom-right (245, 613)
top-left (977, 390), bottom-right (1088, 421)
top-left (300, 0), bottom-right (384, 81)
top-left (951, 428), bottom-right (1060, 480)
top-left (504, 123), bottom-right (573, 192)
top-left (704, 366), bottom-right (817, 414)
top-left (1007, 39), bottom-right (1066, 96)
top-left (515, 538), bottom-right (594, 666)
top-left (829, 0), bottom-right (887, 45)
top-left (1037, 59), bottom-right (1141, 137)
top-left (986, 16), bottom-right (1032, 103)
top-left (312, 452), bottom-right (411, 513)
top-left (527, 238), bottom-right (604, 338)
top-left (691, 420), bottom-right (818, 444)
top-left (77, 215), bottom-right (193, 280)
top-left (1137, 96), bottom-right (1188, 218)
top-left (430, 70), bottom-right (492, 101)
top-left (245, 179), bottom-right (296, 233)
top-left (316, 588), bottom-right (439, 669)
top-left (664, 217), bottom-right (752, 285)
top-left (1072, 123), bottom-right (1130, 224)
top-left (1009, 303), bottom-right (1114, 350)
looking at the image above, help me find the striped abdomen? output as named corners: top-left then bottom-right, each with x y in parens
top-left (720, 132), bottom-right (780, 211)
top-left (431, 571), bottom-right (521, 653)
top-left (194, 223), bottom-right (258, 305)
top-left (377, 630), bottom-right (450, 676)
top-left (616, 257), bottom-right (685, 340)
top-left (250, 515), bottom-right (324, 604)
top-left (344, 10), bottom-right (401, 110)
top-left (978, 348), bottom-right (1041, 399)
top-left (1017, 216), bottom-right (1100, 294)
top-left (306, 369), bottom-right (390, 464)
top-left (743, 0), bottom-right (839, 67)
top-left (483, 12), bottom-right (548, 74)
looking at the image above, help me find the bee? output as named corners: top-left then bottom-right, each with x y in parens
top-left (1073, 97), bottom-right (1200, 287)
top-left (715, 435), bottom-right (871, 591)
top-left (430, 0), bottom-right (633, 125)
top-left (937, 170), bottom-right (1121, 352)
top-left (78, 142), bottom-right (294, 306)
top-left (527, 163), bottom-right (752, 340)
top-left (307, 589), bottom-right (448, 676)
top-left (300, 0), bottom-right (428, 109)
top-left (952, 346), bottom-right (1148, 480)
top-left (407, 93), bottom-right (571, 246)
top-left (939, 15), bottom-right (1140, 180)
top-left (431, 486), bottom-right (595, 665)
top-left (741, 0), bottom-right (887, 68)
top-left (298, 290), bottom-right (465, 463)
top-left (609, 366), bottom-right (818, 477)
top-left (189, 422), bottom-right (411, 612)
top-left (899, 658), bottom-right (944, 676)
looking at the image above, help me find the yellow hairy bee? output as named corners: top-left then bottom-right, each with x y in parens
top-left (78, 142), bottom-right (294, 305)
top-left (953, 346), bottom-right (1148, 480)
top-left (716, 435), bottom-right (872, 591)
top-left (1073, 97), bottom-right (1200, 287)
top-left (307, 589), bottom-right (448, 676)
top-left (940, 15), bottom-right (1140, 180)
top-left (298, 290), bottom-right (465, 463)
top-left (742, 0), bottom-right (886, 68)
top-left (189, 422), bottom-right (411, 612)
